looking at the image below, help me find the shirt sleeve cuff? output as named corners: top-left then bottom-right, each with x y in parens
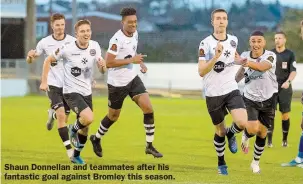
top-left (264, 60), bottom-right (273, 67)
top-left (107, 50), bottom-right (117, 55)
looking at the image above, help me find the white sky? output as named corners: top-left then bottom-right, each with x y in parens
top-left (35, 0), bottom-right (303, 8)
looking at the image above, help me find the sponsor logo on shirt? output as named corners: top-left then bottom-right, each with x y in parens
top-left (213, 61), bottom-right (225, 73)
top-left (213, 61), bottom-right (235, 73)
top-left (71, 67), bottom-right (81, 77)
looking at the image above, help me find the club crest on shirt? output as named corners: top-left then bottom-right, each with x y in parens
top-left (110, 44), bottom-right (117, 52)
top-left (90, 49), bottom-right (96, 56)
top-left (230, 40), bottom-right (237, 48)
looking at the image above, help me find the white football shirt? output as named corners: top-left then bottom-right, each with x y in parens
top-left (198, 34), bottom-right (239, 97)
top-left (53, 40), bottom-right (102, 96)
top-left (36, 34), bottom-right (75, 88)
top-left (107, 30), bottom-right (138, 87)
top-left (241, 50), bottom-right (278, 102)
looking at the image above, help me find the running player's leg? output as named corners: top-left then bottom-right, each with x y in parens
top-left (226, 90), bottom-right (247, 153)
top-left (47, 86), bottom-right (73, 159)
top-left (65, 93), bottom-right (93, 147)
top-left (250, 122), bottom-right (267, 174)
top-left (206, 95), bottom-right (229, 175)
top-left (129, 76), bottom-right (162, 158)
top-left (46, 85), bottom-right (60, 130)
top-left (214, 120), bottom-right (228, 175)
top-left (250, 94), bottom-right (275, 173)
top-left (90, 84), bottom-right (128, 157)
top-left (66, 94), bottom-right (93, 164)
top-left (241, 97), bottom-right (259, 154)
top-left (69, 95), bottom-right (93, 164)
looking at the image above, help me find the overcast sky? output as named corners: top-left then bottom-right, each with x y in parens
top-left (35, 0), bottom-right (303, 8)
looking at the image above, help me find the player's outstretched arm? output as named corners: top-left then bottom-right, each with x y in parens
top-left (40, 55), bottom-right (57, 91)
top-left (198, 58), bottom-right (218, 77)
top-left (235, 67), bottom-right (245, 82)
top-left (105, 52), bottom-right (144, 68)
top-left (244, 60), bottom-right (272, 72)
top-left (26, 50), bottom-right (40, 64)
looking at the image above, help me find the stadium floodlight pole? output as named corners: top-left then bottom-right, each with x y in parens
top-left (49, 0), bottom-right (53, 34)
top-left (72, 0), bottom-right (77, 36)
top-left (25, 0), bottom-right (36, 55)
top-left (25, 0), bottom-right (36, 79)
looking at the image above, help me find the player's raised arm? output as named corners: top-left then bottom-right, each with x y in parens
top-left (105, 51), bottom-right (144, 68)
top-left (105, 37), bottom-right (144, 68)
top-left (26, 50), bottom-right (39, 63)
top-left (198, 41), bottom-right (223, 77)
top-left (243, 54), bottom-right (275, 72)
top-left (26, 39), bottom-right (44, 64)
top-left (40, 55), bottom-right (57, 91)
top-left (40, 47), bottom-right (64, 91)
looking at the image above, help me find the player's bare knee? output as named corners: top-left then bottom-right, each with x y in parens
top-left (235, 119), bottom-right (246, 130)
top-left (246, 124), bottom-right (258, 135)
top-left (257, 129), bottom-right (267, 139)
top-left (282, 113), bottom-right (289, 120)
top-left (85, 114), bottom-right (94, 125)
top-left (56, 109), bottom-right (66, 128)
top-left (231, 109), bottom-right (247, 129)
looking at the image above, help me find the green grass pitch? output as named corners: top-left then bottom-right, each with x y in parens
top-left (1, 96), bottom-right (303, 184)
